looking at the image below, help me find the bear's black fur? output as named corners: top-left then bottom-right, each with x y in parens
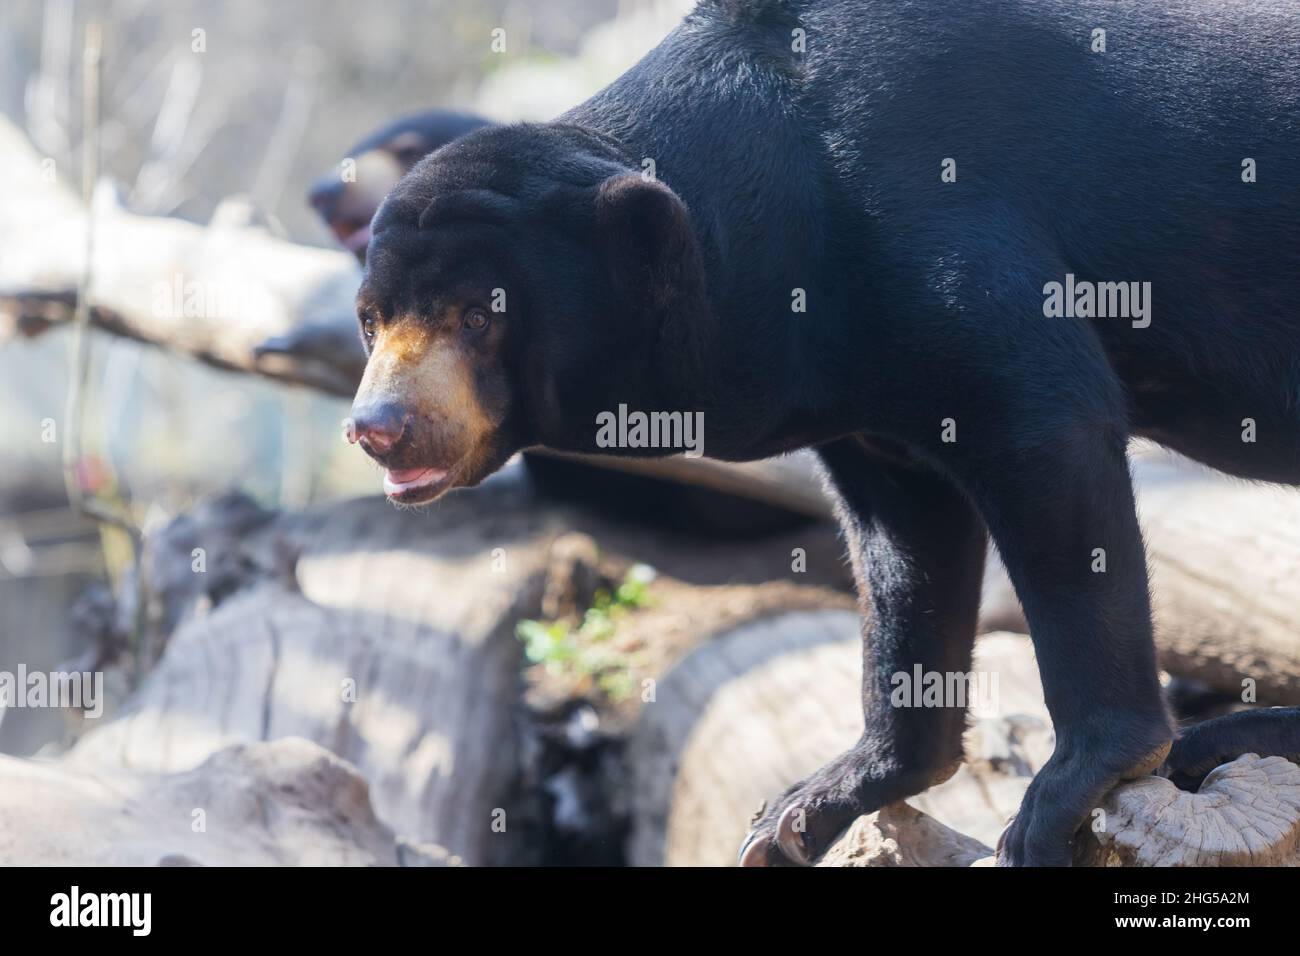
top-left (357, 0), bottom-right (1300, 865)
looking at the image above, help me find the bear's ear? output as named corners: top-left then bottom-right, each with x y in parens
top-left (592, 173), bottom-right (705, 313)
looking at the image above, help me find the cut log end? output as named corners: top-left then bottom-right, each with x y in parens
top-left (1076, 753), bottom-right (1300, 867)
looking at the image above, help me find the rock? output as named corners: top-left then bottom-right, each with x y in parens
top-left (0, 738), bottom-right (410, 866)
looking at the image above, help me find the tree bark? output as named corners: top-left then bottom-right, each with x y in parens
top-left (982, 454), bottom-right (1300, 704)
top-left (626, 616), bottom-right (1052, 866)
top-left (1140, 468), bottom-right (1300, 704)
top-left (0, 738), bottom-right (459, 866)
top-left (67, 481), bottom-right (565, 866)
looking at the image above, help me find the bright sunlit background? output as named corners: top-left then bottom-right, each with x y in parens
top-left (0, 0), bottom-right (691, 755)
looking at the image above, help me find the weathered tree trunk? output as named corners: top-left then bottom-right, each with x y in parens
top-left (626, 610), bottom-right (863, 867)
top-left (1140, 471), bottom-right (1300, 704)
top-left (68, 479), bottom-right (567, 866)
top-left (0, 116), bottom-right (366, 396)
top-left (627, 609), bottom-right (1300, 867)
top-left (981, 454), bottom-right (1300, 704)
top-left (626, 614), bottom-right (1052, 866)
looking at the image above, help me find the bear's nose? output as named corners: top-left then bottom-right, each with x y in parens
top-left (349, 401), bottom-right (408, 456)
top-left (308, 175), bottom-right (345, 215)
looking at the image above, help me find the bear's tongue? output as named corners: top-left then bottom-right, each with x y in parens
top-left (341, 223), bottom-right (371, 252)
top-left (383, 467), bottom-right (446, 496)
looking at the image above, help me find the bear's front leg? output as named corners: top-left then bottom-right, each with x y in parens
top-left (965, 422), bottom-right (1173, 866)
top-left (740, 438), bottom-right (987, 866)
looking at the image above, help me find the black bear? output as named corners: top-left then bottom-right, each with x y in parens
top-left (308, 109), bottom-right (490, 263)
top-left (254, 111), bottom-right (492, 371)
top-left (349, 0), bottom-right (1300, 865)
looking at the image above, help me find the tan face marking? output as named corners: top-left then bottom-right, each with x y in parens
top-left (355, 317), bottom-right (495, 467)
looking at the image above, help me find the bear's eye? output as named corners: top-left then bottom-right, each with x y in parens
top-left (361, 315), bottom-right (377, 340)
top-left (463, 308), bottom-right (490, 332)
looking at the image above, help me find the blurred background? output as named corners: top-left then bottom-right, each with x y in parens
top-left (0, 0), bottom-right (692, 758)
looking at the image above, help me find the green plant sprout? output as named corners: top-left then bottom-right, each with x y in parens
top-left (516, 563), bottom-right (655, 700)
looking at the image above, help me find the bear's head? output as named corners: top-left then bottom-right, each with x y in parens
top-left (349, 123), bottom-right (711, 504)
top-left (309, 110), bottom-right (490, 264)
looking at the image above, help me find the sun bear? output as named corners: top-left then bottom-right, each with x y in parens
top-left (308, 109), bottom-right (490, 263)
top-left (347, 0), bottom-right (1300, 865)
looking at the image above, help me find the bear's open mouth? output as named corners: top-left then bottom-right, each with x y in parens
top-left (382, 465), bottom-right (457, 503)
top-left (340, 223), bottom-right (371, 252)
top-left (328, 213), bottom-right (373, 254)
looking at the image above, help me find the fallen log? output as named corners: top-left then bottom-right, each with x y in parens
top-left (1141, 468), bottom-right (1300, 704)
top-left (627, 610), bottom-right (1300, 866)
top-left (67, 478), bottom-right (565, 866)
top-left (0, 116), bottom-right (366, 396)
top-left (62, 466), bottom-right (854, 866)
top-left (982, 451), bottom-right (1300, 704)
top-left (626, 616), bottom-right (1051, 866)
top-left (818, 750), bottom-right (1300, 868)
